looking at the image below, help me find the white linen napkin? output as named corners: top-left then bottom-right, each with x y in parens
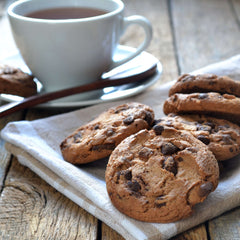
top-left (1, 55), bottom-right (240, 240)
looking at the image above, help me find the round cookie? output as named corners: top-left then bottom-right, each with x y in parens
top-left (0, 64), bottom-right (37, 97)
top-left (60, 102), bottom-right (154, 164)
top-left (163, 92), bottom-right (240, 124)
top-left (106, 127), bottom-right (219, 223)
top-left (169, 73), bottom-right (240, 97)
top-left (155, 114), bottom-right (240, 161)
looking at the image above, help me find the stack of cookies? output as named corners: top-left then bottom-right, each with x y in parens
top-left (60, 73), bottom-right (240, 223)
top-left (163, 73), bottom-right (240, 161)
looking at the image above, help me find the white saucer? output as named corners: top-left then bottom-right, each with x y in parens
top-left (0, 46), bottom-right (162, 108)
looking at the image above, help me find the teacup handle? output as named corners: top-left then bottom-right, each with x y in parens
top-left (111, 15), bottom-right (152, 69)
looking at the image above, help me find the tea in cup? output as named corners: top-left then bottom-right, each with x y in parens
top-left (7, 0), bottom-right (152, 98)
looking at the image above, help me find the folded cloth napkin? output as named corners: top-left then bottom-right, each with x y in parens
top-left (1, 55), bottom-right (240, 240)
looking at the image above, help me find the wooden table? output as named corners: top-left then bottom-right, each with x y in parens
top-left (0, 0), bottom-right (240, 239)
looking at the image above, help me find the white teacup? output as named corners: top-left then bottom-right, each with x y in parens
top-left (7, 0), bottom-right (152, 95)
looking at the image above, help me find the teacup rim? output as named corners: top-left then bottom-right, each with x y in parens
top-left (8, 0), bottom-right (124, 23)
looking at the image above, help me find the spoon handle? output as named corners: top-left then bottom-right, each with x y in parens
top-left (0, 63), bottom-right (158, 118)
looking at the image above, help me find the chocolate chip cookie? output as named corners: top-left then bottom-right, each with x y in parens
top-left (105, 126), bottom-right (219, 223)
top-left (163, 92), bottom-right (240, 124)
top-left (169, 73), bottom-right (240, 97)
top-left (0, 64), bottom-right (37, 97)
top-left (155, 114), bottom-right (240, 161)
top-left (60, 102), bottom-right (155, 164)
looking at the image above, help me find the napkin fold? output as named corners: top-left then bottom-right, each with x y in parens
top-left (1, 55), bottom-right (240, 240)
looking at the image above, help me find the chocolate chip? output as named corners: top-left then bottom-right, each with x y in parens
top-left (153, 125), bottom-right (164, 135)
top-left (116, 170), bottom-right (132, 183)
top-left (177, 157), bottom-right (184, 162)
top-left (161, 142), bottom-right (179, 155)
top-left (173, 95), bottom-right (178, 102)
top-left (91, 143), bottom-right (115, 151)
top-left (181, 74), bottom-right (195, 82)
top-left (73, 132), bottom-right (82, 143)
top-left (114, 106), bottom-right (128, 113)
top-left (127, 180), bottom-right (141, 192)
top-left (144, 111), bottom-right (154, 126)
top-left (155, 195), bottom-right (167, 208)
top-left (124, 170), bottom-right (132, 180)
top-left (155, 202), bottom-right (166, 208)
top-left (123, 115), bottom-right (134, 125)
top-left (198, 93), bottom-right (208, 99)
top-left (106, 129), bottom-right (114, 136)
top-left (198, 182), bottom-right (213, 197)
top-left (197, 135), bottom-right (210, 145)
top-left (139, 147), bottom-right (153, 160)
top-left (163, 156), bottom-right (178, 175)
top-left (94, 124), bottom-right (100, 130)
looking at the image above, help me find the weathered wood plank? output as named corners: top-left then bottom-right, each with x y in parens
top-left (171, 224), bottom-right (208, 240)
top-left (171, 0), bottom-right (240, 74)
top-left (102, 223), bottom-right (124, 240)
top-left (232, 0), bottom-right (240, 22)
top-left (0, 157), bottom-right (99, 240)
top-left (208, 207), bottom-right (240, 239)
top-left (122, 0), bottom-right (179, 84)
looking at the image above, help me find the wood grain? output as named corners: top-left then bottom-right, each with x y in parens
top-left (208, 207), bottom-right (240, 240)
top-left (172, 224), bottom-right (208, 240)
top-left (122, 0), bottom-right (179, 83)
top-left (171, 0), bottom-right (240, 74)
top-left (0, 157), bottom-right (99, 240)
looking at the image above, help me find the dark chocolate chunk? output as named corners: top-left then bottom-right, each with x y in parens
top-left (161, 142), bottom-right (179, 155)
top-left (198, 182), bottom-right (213, 197)
top-left (127, 180), bottom-right (141, 192)
top-left (94, 124), bottom-right (100, 130)
top-left (91, 143), bottom-right (115, 151)
top-left (73, 132), bottom-right (82, 142)
top-left (155, 195), bottom-right (167, 208)
top-left (144, 111), bottom-right (154, 126)
top-left (124, 170), bottom-right (132, 180)
top-left (153, 125), bottom-right (164, 135)
top-left (139, 147), bottom-right (153, 160)
top-left (163, 156), bottom-right (178, 175)
top-left (123, 115), bottom-right (134, 125)
top-left (114, 106), bottom-right (128, 113)
top-left (197, 135), bottom-right (210, 145)
top-left (106, 129), bottom-right (114, 136)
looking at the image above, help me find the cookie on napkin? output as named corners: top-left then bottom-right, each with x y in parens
top-left (154, 113), bottom-right (240, 161)
top-left (60, 102), bottom-right (155, 164)
top-left (0, 64), bottom-right (37, 97)
top-left (106, 126), bottom-right (219, 223)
